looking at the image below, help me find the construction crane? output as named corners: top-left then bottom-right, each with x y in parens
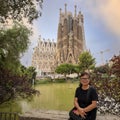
top-left (97, 49), bottom-right (110, 65)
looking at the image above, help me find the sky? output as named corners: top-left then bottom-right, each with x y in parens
top-left (20, 0), bottom-right (120, 66)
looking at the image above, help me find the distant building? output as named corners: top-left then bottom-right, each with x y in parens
top-left (32, 4), bottom-right (86, 76)
top-left (32, 37), bottom-right (56, 76)
top-left (55, 4), bottom-right (86, 65)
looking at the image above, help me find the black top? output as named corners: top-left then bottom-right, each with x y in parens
top-left (75, 86), bottom-right (98, 119)
top-left (75, 86), bottom-right (98, 108)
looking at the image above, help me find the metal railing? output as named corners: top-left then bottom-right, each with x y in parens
top-left (0, 112), bottom-right (19, 120)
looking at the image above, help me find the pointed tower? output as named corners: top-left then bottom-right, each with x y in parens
top-left (56, 4), bottom-right (86, 65)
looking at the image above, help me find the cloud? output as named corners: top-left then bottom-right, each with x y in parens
top-left (98, 0), bottom-right (120, 38)
top-left (79, 0), bottom-right (120, 39)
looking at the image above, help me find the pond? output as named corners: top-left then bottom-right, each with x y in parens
top-left (0, 83), bottom-right (79, 113)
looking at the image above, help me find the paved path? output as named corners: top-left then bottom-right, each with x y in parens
top-left (19, 109), bottom-right (120, 120)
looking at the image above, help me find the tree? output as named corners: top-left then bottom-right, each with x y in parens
top-left (0, 67), bottom-right (39, 104)
top-left (110, 55), bottom-right (120, 78)
top-left (94, 64), bottom-right (110, 74)
top-left (55, 63), bottom-right (75, 78)
top-left (19, 66), bottom-right (37, 84)
top-left (78, 51), bottom-right (96, 72)
top-left (73, 64), bottom-right (81, 77)
top-left (0, 23), bottom-right (31, 72)
top-left (0, 0), bottom-right (43, 104)
top-left (0, 0), bottom-right (43, 23)
top-left (0, 23), bottom-right (38, 104)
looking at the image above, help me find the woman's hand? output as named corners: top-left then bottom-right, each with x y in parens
top-left (78, 108), bottom-right (86, 118)
top-left (73, 108), bottom-right (86, 119)
top-left (73, 109), bottom-right (79, 115)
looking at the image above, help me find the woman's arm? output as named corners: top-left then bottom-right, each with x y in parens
top-left (83, 101), bottom-right (97, 112)
top-left (74, 97), bottom-right (86, 118)
top-left (83, 87), bottom-right (98, 113)
top-left (74, 97), bottom-right (82, 110)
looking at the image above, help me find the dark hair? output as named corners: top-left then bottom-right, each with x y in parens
top-left (79, 72), bottom-right (90, 78)
top-left (79, 72), bottom-right (90, 88)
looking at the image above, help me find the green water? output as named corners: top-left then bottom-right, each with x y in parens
top-left (0, 83), bottom-right (78, 113)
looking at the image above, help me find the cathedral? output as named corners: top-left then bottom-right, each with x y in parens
top-left (32, 4), bottom-right (86, 76)
top-left (32, 37), bottom-right (56, 76)
top-left (56, 4), bottom-right (86, 65)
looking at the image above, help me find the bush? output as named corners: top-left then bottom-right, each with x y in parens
top-left (0, 67), bottom-right (39, 104)
top-left (91, 72), bottom-right (120, 116)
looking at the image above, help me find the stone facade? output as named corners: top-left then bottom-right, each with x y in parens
top-left (32, 37), bottom-right (56, 76)
top-left (32, 4), bottom-right (86, 76)
top-left (55, 4), bottom-right (86, 65)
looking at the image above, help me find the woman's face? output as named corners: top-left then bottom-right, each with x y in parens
top-left (80, 74), bottom-right (90, 86)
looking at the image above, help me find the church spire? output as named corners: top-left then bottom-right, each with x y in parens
top-left (65, 3), bottom-right (67, 16)
top-left (59, 8), bottom-right (62, 15)
top-left (59, 8), bottom-right (62, 23)
top-left (74, 5), bottom-right (77, 17)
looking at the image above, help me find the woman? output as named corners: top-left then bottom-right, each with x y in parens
top-left (69, 72), bottom-right (98, 120)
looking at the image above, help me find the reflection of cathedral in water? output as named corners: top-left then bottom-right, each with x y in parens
top-left (32, 4), bottom-right (86, 76)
